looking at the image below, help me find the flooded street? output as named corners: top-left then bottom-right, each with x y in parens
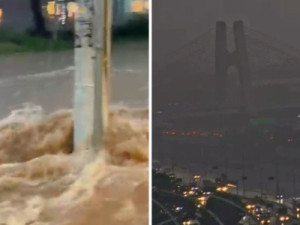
top-left (0, 40), bottom-right (149, 225)
top-left (0, 40), bottom-right (148, 119)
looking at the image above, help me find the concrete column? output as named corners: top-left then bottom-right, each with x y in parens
top-left (233, 20), bottom-right (254, 115)
top-left (74, 0), bottom-right (95, 152)
top-left (93, 0), bottom-right (112, 151)
top-left (215, 20), bottom-right (255, 115)
top-left (73, 0), bottom-right (112, 153)
top-left (215, 21), bottom-right (229, 100)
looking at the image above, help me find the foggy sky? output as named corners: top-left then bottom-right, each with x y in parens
top-left (153, 0), bottom-right (300, 68)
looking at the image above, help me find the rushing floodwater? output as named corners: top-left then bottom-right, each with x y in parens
top-left (0, 106), bottom-right (148, 225)
top-left (0, 41), bottom-right (148, 224)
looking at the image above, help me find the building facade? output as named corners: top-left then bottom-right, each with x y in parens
top-left (0, 0), bottom-right (148, 31)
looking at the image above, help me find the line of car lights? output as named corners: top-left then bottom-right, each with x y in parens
top-left (171, 172), bottom-right (300, 225)
top-left (245, 204), bottom-right (272, 224)
top-left (162, 130), bottom-right (297, 144)
top-left (244, 203), bottom-right (292, 225)
top-left (180, 181), bottom-right (236, 225)
top-left (182, 175), bottom-right (292, 225)
top-left (162, 130), bottom-right (223, 138)
top-left (171, 199), bottom-right (198, 225)
top-left (181, 220), bottom-right (197, 225)
top-left (296, 206), bottom-right (300, 218)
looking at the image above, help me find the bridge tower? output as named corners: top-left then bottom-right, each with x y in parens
top-left (215, 20), bottom-right (255, 115)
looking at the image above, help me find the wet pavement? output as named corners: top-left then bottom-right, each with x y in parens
top-left (0, 40), bottom-right (148, 119)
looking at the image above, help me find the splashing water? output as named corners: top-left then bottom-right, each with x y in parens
top-left (0, 104), bottom-right (148, 225)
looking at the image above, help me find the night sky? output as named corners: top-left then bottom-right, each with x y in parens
top-left (152, 1), bottom-right (300, 197)
top-left (153, 0), bottom-right (300, 68)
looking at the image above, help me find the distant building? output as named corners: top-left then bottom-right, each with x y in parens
top-left (0, 0), bottom-right (148, 31)
top-left (153, 161), bottom-right (193, 184)
top-left (173, 166), bottom-right (193, 184)
top-left (45, 0), bottom-right (148, 31)
top-left (113, 0), bottom-right (148, 27)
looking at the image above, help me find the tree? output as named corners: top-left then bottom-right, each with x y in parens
top-left (30, 0), bottom-right (49, 36)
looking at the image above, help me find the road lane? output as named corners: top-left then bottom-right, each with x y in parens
top-left (0, 41), bottom-right (148, 119)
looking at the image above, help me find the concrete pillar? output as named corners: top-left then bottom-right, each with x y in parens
top-left (93, 0), bottom-right (112, 151)
top-left (215, 20), bottom-right (255, 115)
top-left (74, 0), bottom-right (95, 152)
top-left (74, 0), bottom-right (112, 152)
top-left (215, 21), bottom-right (229, 100)
top-left (233, 20), bottom-right (254, 115)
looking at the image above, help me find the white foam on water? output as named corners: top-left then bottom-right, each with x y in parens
top-left (0, 104), bottom-right (148, 225)
top-left (15, 66), bottom-right (75, 80)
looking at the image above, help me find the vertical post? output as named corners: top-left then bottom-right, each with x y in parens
top-left (275, 147), bottom-right (280, 196)
top-left (233, 21), bottom-right (254, 115)
top-left (275, 164), bottom-right (280, 197)
top-left (201, 147), bottom-right (208, 179)
top-left (242, 149), bottom-right (246, 197)
top-left (171, 157), bottom-right (175, 174)
top-left (266, 180), bottom-right (269, 199)
top-left (222, 142), bottom-right (228, 175)
top-left (74, 0), bottom-right (95, 152)
top-left (293, 168), bottom-right (296, 197)
top-left (215, 21), bottom-right (229, 100)
top-left (259, 167), bottom-right (263, 198)
top-left (153, 126), bottom-right (163, 161)
top-left (93, 0), bottom-right (112, 151)
top-left (242, 179), bottom-right (246, 197)
top-left (74, 0), bottom-right (112, 152)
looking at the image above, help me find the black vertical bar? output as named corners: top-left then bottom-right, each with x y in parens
top-left (242, 149), bottom-right (246, 197)
top-left (259, 167), bottom-right (263, 198)
top-left (293, 168), bottom-right (296, 197)
top-left (233, 20), bottom-right (254, 115)
top-left (215, 21), bottom-right (228, 100)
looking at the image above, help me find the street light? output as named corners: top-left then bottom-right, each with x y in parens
top-left (266, 176), bottom-right (275, 198)
top-left (241, 147), bottom-right (247, 197)
top-left (259, 167), bottom-right (263, 198)
top-left (211, 165), bottom-right (219, 178)
top-left (242, 175), bottom-right (248, 197)
top-left (292, 168), bottom-right (297, 198)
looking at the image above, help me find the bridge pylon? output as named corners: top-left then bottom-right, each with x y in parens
top-left (215, 20), bottom-right (256, 116)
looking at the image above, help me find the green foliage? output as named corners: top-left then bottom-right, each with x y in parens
top-left (0, 29), bottom-right (73, 55)
top-left (152, 170), bottom-right (181, 191)
top-left (113, 14), bottom-right (148, 40)
top-left (0, 20), bottom-right (148, 55)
